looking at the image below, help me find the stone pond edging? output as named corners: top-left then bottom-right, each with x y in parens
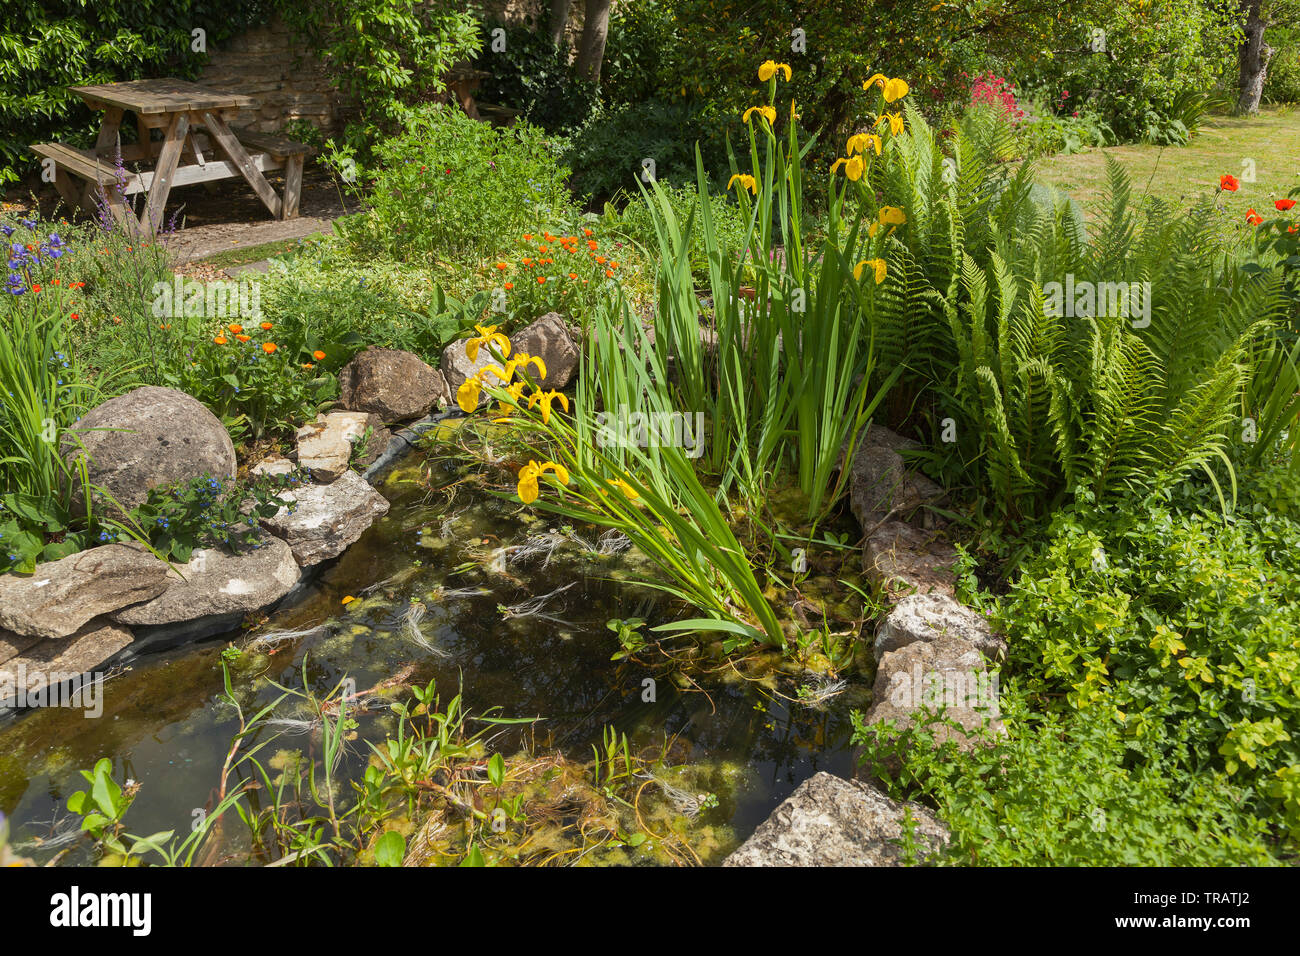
top-left (0, 312), bottom-right (580, 708)
top-left (723, 424), bottom-right (1005, 866)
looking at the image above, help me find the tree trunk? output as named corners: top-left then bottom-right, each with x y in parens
top-left (575, 0), bottom-right (612, 83)
top-left (548, 0), bottom-right (571, 51)
top-left (1236, 0), bottom-right (1273, 114)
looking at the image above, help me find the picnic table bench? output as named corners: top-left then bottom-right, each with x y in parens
top-left (31, 78), bottom-right (314, 233)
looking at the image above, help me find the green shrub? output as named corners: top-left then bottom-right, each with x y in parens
top-left (603, 183), bottom-right (747, 279)
top-left (341, 106), bottom-right (573, 263)
top-left (854, 691), bottom-right (1280, 865)
top-left (563, 100), bottom-right (726, 206)
top-left (471, 18), bottom-right (599, 134)
top-left (1265, 27), bottom-right (1300, 104)
top-left (995, 500), bottom-right (1300, 828)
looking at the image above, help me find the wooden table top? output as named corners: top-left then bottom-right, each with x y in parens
top-left (69, 78), bottom-right (255, 114)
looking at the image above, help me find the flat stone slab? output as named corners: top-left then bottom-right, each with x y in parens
top-left (723, 772), bottom-right (948, 866)
top-left (865, 635), bottom-right (1005, 754)
top-left (0, 620), bottom-right (133, 707)
top-left (864, 520), bottom-right (958, 600)
top-left (111, 536), bottom-right (301, 626)
top-left (875, 593), bottom-right (1005, 663)
top-left (259, 469), bottom-right (390, 566)
top-left (849, 425), bottom-right (945, 532)
top-left (296, 411), bottom-right (370, 482)
top-left (0, 544), bottom-right (168, 640)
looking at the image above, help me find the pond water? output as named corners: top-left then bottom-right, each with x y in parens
top-left (0, 439), bottom-right (868, 865)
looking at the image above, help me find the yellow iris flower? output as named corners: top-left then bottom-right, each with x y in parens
top-left (497, 380), bottom-right (527, 415)
top-left (517, 460), bottom-right (570, 504)
top-left (830, 155), bottom-right (865, 181)
top-left (868, 206), bottom-right (907, 238)
top-left (743, 105), bottom-right (777, 126)
top-left (854, 258), bottom-right (888, 284)
top-left (464, 324), bottom-right (511, 362)
top-left (845, 133), bottom-right (882, 157)
top-left (758, 60), bottom-right (792, 82)
top-left (876, 112), bottom-right (906, 136)
top-left (863, 74), bottom-right (910, 103)
top-left (526, 388), bottom-right (570, 425)
top-left (728, 173), bottom-right (758, 195)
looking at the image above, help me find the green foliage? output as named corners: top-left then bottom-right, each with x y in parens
top-left (563, 100), bottom-right (726, 206)
top-left (1017, 0), bottom-right (1240, 143)
top-left (164, 322), bottom-right (334, 442)
top-left (258, 245), bottom-right (493, 365)
top-left (279, 0), bottom-right (480, 152)
top-left (341, 105), bottom-right (573, 263)
top-left (869, 113), bottom-right (1288, 525)
top-left (996, 500), bottom-right (1300, 823)
top-left (128, 472), bottom-right (294, 563)
top-left (604, 183), bottom-right (747, 279)
top-left (471, 18), bottom-right (599, 134)
top-left (1264, 27), bottom-right (1300, 104)
top-left (853, 692), bottom-right (1279, 865)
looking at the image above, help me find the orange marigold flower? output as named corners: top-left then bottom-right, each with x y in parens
top-left (228, 323), bottom-right (243, 334)
top-left (263, 342), bottom-right (277, 353)
top-left (302, 363), bottom-right (315, 370)
top-left (568, 272), bottom-right (578, 279)
top-left (260, 321), bottom-right (273, 331)
top-left (537, 276), bottom-right (547, 284)
top-left (496, 262), bottom-right (508, 270)
top-left (606, 270), bottom-right (614, 277)
top-left (583, 227), bottom-right (593, 237)
top-left (236, 334), bottom-right (251, 342)
top-left (214, 335), bottom-right (228, 345)
top-left (586, 239), bottom-right (598, 250)
top-left (313, 350), bottom-right (326, 361)
top-left (523, 233), bottom-right (533, 240)
top-left (596, 256), bottom-right (606, 264)
top-left (539, 244), bottom-right (549, 253)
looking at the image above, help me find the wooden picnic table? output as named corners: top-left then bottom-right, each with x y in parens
top-left (31, 78), bottom-right (312, 233)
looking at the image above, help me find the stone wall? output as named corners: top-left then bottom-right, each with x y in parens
top-left (196, 16), bottom-right (340, 135)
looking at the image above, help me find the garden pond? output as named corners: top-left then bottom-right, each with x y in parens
top-left (0, 431), bottom-right (870, 866)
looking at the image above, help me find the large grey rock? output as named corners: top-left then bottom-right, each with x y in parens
top-left (338, 347), bottom-right (449, 421)
top-left (875, 593), bottom-right (1005, 663)
top-left (0, 620), bottom-right (133, 705)
top-left (508, 312), bottom-right (579, 391)
top-left (865, 635), bottom-right (1004, 754)
top-left (439, 335), bottom-right (499, 404)
top-left (723, 772), bottom-right (948, 866)
top-left (111, 536), bottom-right (300, 626)
top-left (62, 385), bottom-right (236, 516)
top-left (0, 545), bottom-right (167, 640)
top-left (295, 411), bottom-right (370, 482)
top-left (864, 520), bottom-right (957, 600)
top-left (259, 469), bottom-right (390, 566)
top-left (849, 425), bottom-right (945, 533)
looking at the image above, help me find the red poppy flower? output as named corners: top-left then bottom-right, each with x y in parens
top-left (1245, 208), bottom-right (1263, 226)
top-left (1276, 199), bottom-right (1297, 211)
top-left (1220, 174), bottom-right (1240, 192)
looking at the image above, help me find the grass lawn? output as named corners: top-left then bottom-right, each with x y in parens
top-left (1033, 105), bottom-right (1300, 217)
